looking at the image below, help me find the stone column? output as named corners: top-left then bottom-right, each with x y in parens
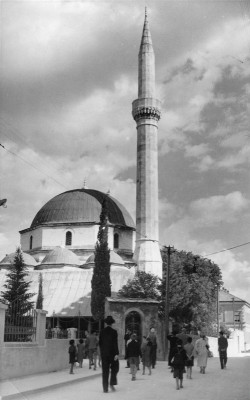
top-left (0, 302), bottom-right (8, 344)
top-left (36, 309), bottom-right (47, 346)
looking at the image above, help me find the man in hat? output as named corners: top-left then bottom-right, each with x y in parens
top-left (218, 331), bottom-right (228, 369)
top-left (99, 315), bottom-right (119, 393)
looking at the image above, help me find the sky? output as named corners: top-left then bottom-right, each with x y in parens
top-left (0, 0), bottom-right (250, 303)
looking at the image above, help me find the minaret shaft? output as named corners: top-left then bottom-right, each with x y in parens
top-left (132, 12), bottom-right (162, 278)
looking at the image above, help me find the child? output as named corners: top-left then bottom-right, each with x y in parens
top-left (68, 339), bottom-right (77, 374)
top-left (171, 340), bottom-right (187, 390)
top-left (184, 336), bottom-right (194, 379)
top-left (141, 337), bottom-right (152, 375)
top-left (77, 338), bottom-right (85, 368)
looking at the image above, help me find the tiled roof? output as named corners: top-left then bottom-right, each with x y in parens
top-left (219, 289), bottom-right (247, 304)
top-left (0, 252), bottom-right (37, 268)
top-left (40, 246), bottom-right (82, 266)
top-left (0, 267), bottom-right (135, 317)
top-left (85, 250), bottom-right (125, 266)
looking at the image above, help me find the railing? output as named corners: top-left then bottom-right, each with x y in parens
top-left (4, 300), bottom-right (37, 342)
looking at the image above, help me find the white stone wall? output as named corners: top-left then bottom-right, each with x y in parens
top-left (0, 339), bottom-right (69, 380)
top-left (21, 227), bottom-right (43, 251)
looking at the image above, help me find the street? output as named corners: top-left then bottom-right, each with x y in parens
top-left (10, 357), bottom-right (250, 400)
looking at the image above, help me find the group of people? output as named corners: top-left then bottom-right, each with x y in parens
top-left (124, 327), bottom-right (158, 380)
top-left (167, 328), bottom-right (228, 390)
top-left (68, 318), bottom-right (229, 393)
top-left (68, 330), bottom-right (101, 374)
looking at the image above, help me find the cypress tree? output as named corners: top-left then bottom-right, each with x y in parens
top-left (91, 197), bottom-right (111, 322)
top-left (1, 247), bottom-right (35, 317)
top-left (36, 272), bottom-right (44, 310)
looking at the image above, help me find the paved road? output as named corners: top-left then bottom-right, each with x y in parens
top-left (9, 357), bottom-right (250, 400)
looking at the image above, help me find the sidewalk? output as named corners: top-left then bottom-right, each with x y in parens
top-left (1, 356), bottom-right (250, 400)
top-left (0, 363), bottom-right (102, 400)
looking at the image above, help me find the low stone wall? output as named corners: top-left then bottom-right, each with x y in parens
top-left (0, 339), bottom-right (69, 380)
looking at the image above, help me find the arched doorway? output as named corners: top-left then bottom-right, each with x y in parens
top-left (125, 311), bottom-right (142, 344)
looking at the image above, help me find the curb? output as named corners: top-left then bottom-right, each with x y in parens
top-left (1, 372), bottom-right (102, 400)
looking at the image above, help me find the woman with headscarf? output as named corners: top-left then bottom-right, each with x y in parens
top-left (194, 332), bottom-right (209, 374)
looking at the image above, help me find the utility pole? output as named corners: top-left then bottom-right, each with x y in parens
top-left (217, 284), bottom-right (220, 336)
top-left (163, 245), bottom-right (175, 361)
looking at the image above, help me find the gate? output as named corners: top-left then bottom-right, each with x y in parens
top-left (125, 311), bottom-right (142, 343)
top-left (4, 299), bottom-right (37, 342)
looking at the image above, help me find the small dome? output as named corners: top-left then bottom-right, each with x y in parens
top-left (29, 189), bottom-right (135, 229)
top-left (0, 252), bottom-right (37, 268)
top-left (85, 250), bottom-right (125, 267)
top-left (39, 246), bottom-right (82, 268)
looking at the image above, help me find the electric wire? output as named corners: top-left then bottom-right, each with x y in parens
top-left (0, 143), bottom-right (68, 191)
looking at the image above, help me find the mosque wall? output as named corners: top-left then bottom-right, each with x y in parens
top-left (20, 227), bottom-right (43, 252)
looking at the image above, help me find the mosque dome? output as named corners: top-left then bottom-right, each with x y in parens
top-left (85, 250), bottom-right (125, 268)
top-left (37, 246), bottom-right (82, 268)
top-left (30, 189), bottom-right (135, 229)
top-left (0, 252), bottom-right (37, 269)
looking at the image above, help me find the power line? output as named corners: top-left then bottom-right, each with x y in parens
top-left (0, 143), bottom-right (68, 191)
top-left (203, 241), bottom-right (250, 257)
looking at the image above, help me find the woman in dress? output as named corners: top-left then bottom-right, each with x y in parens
top-left (194, 333), bottom-right (209, 374)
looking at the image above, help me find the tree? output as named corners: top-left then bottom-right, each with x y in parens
top-left (1, 247), bottom-right (35, 316)
top-left (36, 273), bottom-right (44, 310)
top-left (162, 249), bottom-right (222, 334)
top-left (118, 271), bottom-right (160, 299)
top-left (91, 197), bottom-right (111, 322)
top-left (117, 249), bottom-right (223, 334)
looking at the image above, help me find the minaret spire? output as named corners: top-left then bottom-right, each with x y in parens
top-left (132, 10), bottom-right (162, 278)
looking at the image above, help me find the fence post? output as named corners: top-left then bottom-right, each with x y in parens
top-left (0, 302), bottom-right (8, 344)
top-left (36, 310), bottom-right (48, 346)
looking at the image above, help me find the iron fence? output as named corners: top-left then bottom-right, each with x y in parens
top-left (4, 299), bottom-right (37, 342)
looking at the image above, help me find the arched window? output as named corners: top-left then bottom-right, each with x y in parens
top-left (65, 231), bottom-right (72, 246)
top-left (114, 233), bottom-right (119, 249)
top-left (29, 235), bottom-right (33, 250)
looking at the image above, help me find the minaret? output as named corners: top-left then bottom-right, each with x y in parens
top-left (132, 9), bottom-right (162, 278)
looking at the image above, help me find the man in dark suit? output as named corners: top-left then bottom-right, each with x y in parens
top-left (99, 315), bottom-right (119, 393)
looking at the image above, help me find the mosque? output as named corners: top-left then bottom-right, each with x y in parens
top-left (0, 11), bottom-right (163, 334)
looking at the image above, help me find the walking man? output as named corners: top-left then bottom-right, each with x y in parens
top-left (127, 333), bottom-right (142, 381)
top-left (218, 331), bottom-right (228, 369)
top-left (99, 315), bottom-right (119, 393)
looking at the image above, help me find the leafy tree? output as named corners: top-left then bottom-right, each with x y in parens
top-left (163, 250), bottom-right (222, 333)
top-left (118, 271), bottom-right (160, 299)
top-left (117, 249), bottom-right (222, 334)
top-left (0, 247), bottom-right (35, 316)
top-left (36, 273), bottom-right (44, 310)
top-left (91, 197), bottom-right (111, 322)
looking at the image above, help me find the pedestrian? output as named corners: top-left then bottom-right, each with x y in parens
top-left (184, 336), bottom-right (194, 379)
top-left (127, 333), bottom-right (142, 381)
top-left (148, 328), bottom-right (157, 368)
top-left (194, 332), bottom-right (209, 374)
top-left (68, 339), bottom-right (77, 374)
top-left (176, 327), bottom-right (189, 346)
top-left (218, 331), bottom-right (228, 369)
top-left (99, 315), bottom-right (119, 393)
top-left (171, 339), bottom-right (187, 390)
top-left (167, 330), bottom-right (179, 370)
top-left (141, 337), bottom-right (152, 375)
top-left (86, 330), bottom-right (99, 370)
top-left (77, 338), bottom-right (85, 368)
top-left (124, 328), bottom-right (131, 368)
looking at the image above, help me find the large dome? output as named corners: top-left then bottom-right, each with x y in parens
top-left (30, 189), bottom-right (135, 229)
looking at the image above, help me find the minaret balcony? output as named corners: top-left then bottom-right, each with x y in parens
top-left (132, 98), bottom-right (161, 122)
